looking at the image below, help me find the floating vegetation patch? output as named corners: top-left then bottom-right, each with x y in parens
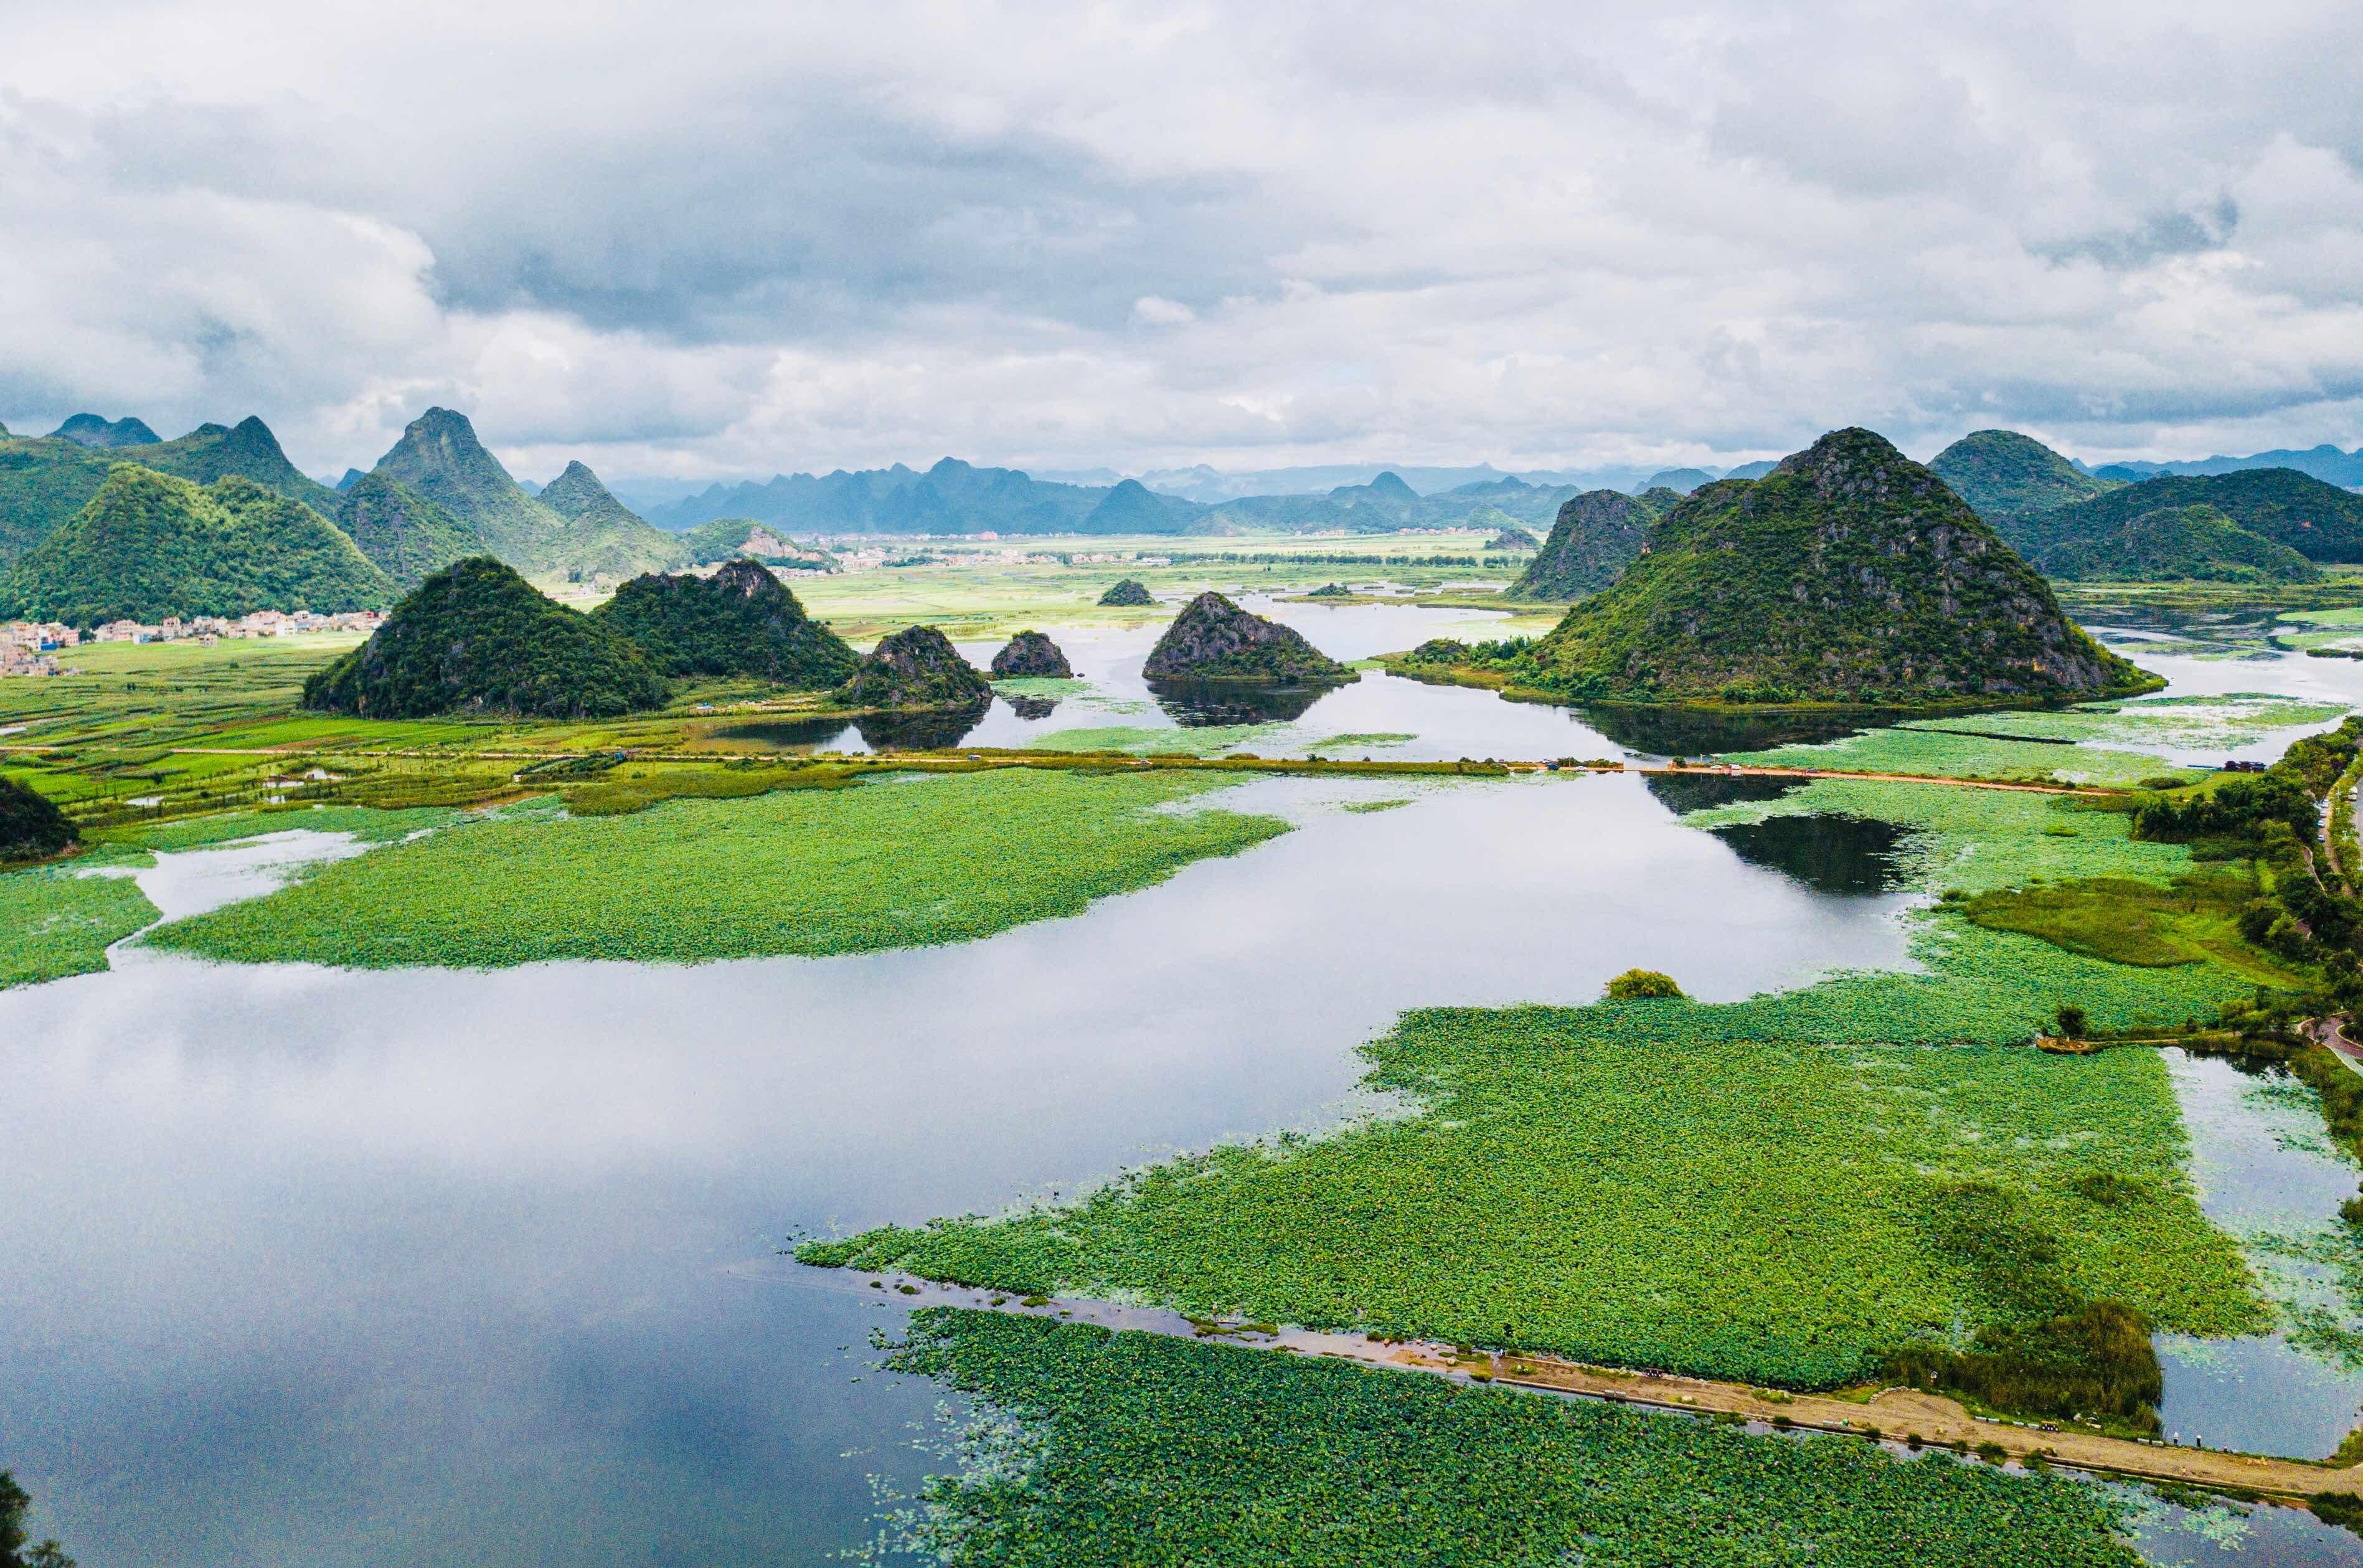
top-left (0, 852), bottom-right (159, 989)
top-left (877, 1307), bottom-right (2146, 1567)
top-left (141, 770), bottom-right (1292, 968)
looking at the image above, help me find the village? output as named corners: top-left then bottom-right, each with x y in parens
top-left (0, 608), bottom-right (385, 676)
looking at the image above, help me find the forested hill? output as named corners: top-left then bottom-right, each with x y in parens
top-left (0, 466), bottom-right (391, 624)
top-left (1928, 430), bottom-right (2118, 522)
top-left (2000, 468), bottom-right (2363, 564)
top-left (366, 409), bottom-right (682, 580)
top-left (1514, 428), bottom-right (2146, 706)
top-left (2037, 504), bottom-right (2321, 584)
top-left (0, 414), bottom-right (342, 567)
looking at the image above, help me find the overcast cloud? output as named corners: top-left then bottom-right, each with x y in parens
top-left (4, 0), bottom-right (2363, 481)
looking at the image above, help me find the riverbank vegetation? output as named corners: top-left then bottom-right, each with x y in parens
top-left (879, 1308), bottom-right (2144, 1567)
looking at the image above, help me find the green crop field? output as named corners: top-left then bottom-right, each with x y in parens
top-left (141, 769), bottom-right (1291, 969)
top-left (879, 1308), bottom-right (2143, 1567)
top-left (803, 778), bottom-right (2274, 1386)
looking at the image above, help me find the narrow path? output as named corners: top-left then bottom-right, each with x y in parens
top-left (819, 1268), bottom-right (2359, 1506)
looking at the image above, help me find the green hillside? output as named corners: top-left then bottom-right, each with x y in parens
top-left (1506, 429), bottom-right (2147, 706)
top-left (0, 466), bottom-right (392, 625)
top-left (1927, 430), bottom-right (2117, 522)
top-left (304, 556), bottom-right (666, 719)
top-left (138, 417), bottom-right (344, 515)
top-left (336, 472), bottom-right (489, 590)
top-left (535, 461), bottom-right (687, 579)
top-left (1506, 488), bottom-right (1677, 600)
top-left (0, 435), bottom-right (116, 566)
top-left (2039, 504), bottom-right (2320, 583)
top-left (367, 409), bottom-right (581, 578)
top-left (592, 558), bottom-right (856, 686)
top-left (0, 414), bottom-right (338, 567)
top-left (2005, 468), bottom-right (2363, 564)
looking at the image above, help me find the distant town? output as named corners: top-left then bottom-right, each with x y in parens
top-left (1, 608), bottom-right (385, 676)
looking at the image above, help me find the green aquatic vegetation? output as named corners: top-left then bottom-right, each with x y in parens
top-left (141, 770), bottom-right (1291, 969)
top-left (1960, 867), bottom-right (2303, 985)
top-left (1, 855), bottom-right (158, 989)
top-left (1305, 732), bottom-right (1417, 752)
top-left (1605, 967), bottom-right (1683, 999)
top-left (1905, 694), bottom-right (2349, 752)
top-left (880, 1308), bottom-right (2143, 1567)
top-left (1681, 777), bottom-right (2195, 898)
top-left (1729, 727), bottom-right (2194, 788)
top-left (813, 998), bottom-right (2262, 1386)
top-left (1340, 798), bottom-right (1413, 815)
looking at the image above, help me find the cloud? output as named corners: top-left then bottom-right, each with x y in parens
top-left (2, 1), bottom-right (2363, 476)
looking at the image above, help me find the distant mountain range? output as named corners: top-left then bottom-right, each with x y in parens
top-left (2093, 444), bottom-right (2363, 488)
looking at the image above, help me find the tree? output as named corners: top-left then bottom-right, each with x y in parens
top-left (0, 1472), bottom-right (75, 1568)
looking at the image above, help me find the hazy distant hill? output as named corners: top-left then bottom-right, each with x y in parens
top-left (1928, 431), bottom-right (2120, 522)
top-left (50, 413), bottom-right (161, 448)
top-left (2004, 468), bottom-right (2363, 564)
top-left (0, 413), bottom-right (340, 568)
top-left (2095, 443), bottom-right (2363, 488)
top-left (1202, 471), bottom-right (1585, 534)
top-left (368, 409), bottom-right (679, 580)
top-left (536, 461), bottom-right (688, 578)
top-left (1517, 429), bottom-right (2142, 705)
top-left (649, 457), bottom-right (1144, 536)
top-left (0, 466), bottom-right (391, 624)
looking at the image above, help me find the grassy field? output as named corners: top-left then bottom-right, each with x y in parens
top-left (879, 1308), bottom-right (2144, 1568)
top-left (803, 778), bottom-right (2276, 1387)
top-left (141, 769), bottom-right (1291, 969)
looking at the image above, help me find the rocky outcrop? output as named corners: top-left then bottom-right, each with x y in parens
top-left (836, 624), bottom-right (992, 710)
top-left (1142, 592), bottom-right (1356, 683)
top-left (989, 630), bottom-right (1073, 678)
top-left (1506, 489), bottom-right (1669, 600)
top-left (1098, 579), bottom-right (1154, 607)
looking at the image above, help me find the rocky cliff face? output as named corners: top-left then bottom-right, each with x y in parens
top-left (1526, 428), bottom-right (2147, 704)
top-left (990, 630), bottom-right (1073, 678)
top-left (836, 624), bottom-right (992, 710)
top-left (1141, 592), bottom-right (1355, 682)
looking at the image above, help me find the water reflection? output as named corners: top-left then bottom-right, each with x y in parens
top-left (1145, 677), bottom-right (1342, 726)
top-left (1575, 702), bottom-right (1886, 757)
top-left (1002, 694), bottom-right (1060, 720)
top-left (1707, 815), bottom-right (1912, 897)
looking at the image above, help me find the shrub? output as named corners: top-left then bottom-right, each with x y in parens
top-left (1605, 968), bottom-right (1684, 1001)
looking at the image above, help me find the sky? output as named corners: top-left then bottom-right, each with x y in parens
top-left (4, 1), bottom-right (2363, 484)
